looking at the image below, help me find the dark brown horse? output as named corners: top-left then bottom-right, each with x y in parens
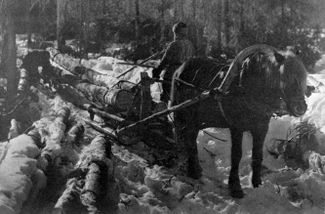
top-left (170, 45), bottom-right (308, 198)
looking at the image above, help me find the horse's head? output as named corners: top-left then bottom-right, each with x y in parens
top-left (233, 45), bottom-right (307, 117)
top-left (275, 50), bottom-right (307, 117)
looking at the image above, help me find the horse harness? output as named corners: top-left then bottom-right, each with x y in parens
top-left (172, 54), bottom-right (288, 127)
top-left (173, 63), bottom-right (235, 126)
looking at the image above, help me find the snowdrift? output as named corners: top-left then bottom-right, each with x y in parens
top-left (0, 134), bottom-right (46, 214)
top-left (66, 57), bottom-right (325, 213)
top-left (5, 48), bottom-right (325, 213)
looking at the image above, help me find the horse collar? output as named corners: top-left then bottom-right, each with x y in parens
top-left (215, 95), bottom-right (234, 126)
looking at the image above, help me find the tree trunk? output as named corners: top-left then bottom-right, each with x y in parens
top-left (223, 0), bottom-right (230, 46)
top-left (135, 0), bottom-right (140, 42)
top-left (39, 107), bottom-right (71, 171)
top-left (180, 0), bottom-right (185, 19)
top-left (216, 0), bottom-right (222, 49)
top-left (6, 12), bottom-right (17, 101)
top-left (159, 1), bottom-right (165, 43)
top-left (83, 0), bottom-right (91, 55)
top-left (56, 0), bottom-right (65, 50)
top-left (192, 0), bottom-right (198, 53)
top-left (238, 0), bottom-right (245, 50)
top-left (102, 0), bottom-right (106, 15)
top-left (27, 0), bottom-right (32, 47)
top-left (192, 0), bottom-right (197, 20)
top-left (281, 0), bottom-right (287, 44)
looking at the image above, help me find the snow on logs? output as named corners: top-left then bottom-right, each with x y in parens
top-left (47, 47), bottom-right (116, 87)
top-left (73, 83), bottom-right (134, 112)
top-left (266, 121), bottom-right (325, 172)
top-left (0, 129), bottom-right (45, 214)
top-left (54, 135), bottom-right (118, 213)
top-left (22, 50), bottom-right (135, 112)
top-left (38, 107), bottom-right (72, 171)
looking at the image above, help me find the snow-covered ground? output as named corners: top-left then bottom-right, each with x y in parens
top-left (5, 41), bottom-right (325, 213)
top-left (71, 53), bottom-right (325, 213)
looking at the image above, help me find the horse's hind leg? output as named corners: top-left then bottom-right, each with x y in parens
top-left (229, 127), bottom-right (244, 198)
top-left (174, 109), bottom-right (202, 179)
top-left (251, 124), bottom-right (268, 188)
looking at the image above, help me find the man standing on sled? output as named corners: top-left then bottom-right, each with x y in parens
top-left (152, 22), bottom-right (195, 102)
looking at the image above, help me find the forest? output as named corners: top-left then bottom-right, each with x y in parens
top-left (1, 1), bottom-right (325, 214)
top-left (1, 0), bottom-right (325, 81)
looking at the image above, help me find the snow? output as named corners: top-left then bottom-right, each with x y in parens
top-left (5, 42), bottom-right (325, 213)
top-left (44, 53), bottom-right (325, 213)
top-left (104, 54), bottom-right (325, 214)
top-left (0, 135), bottom-right (46, 214)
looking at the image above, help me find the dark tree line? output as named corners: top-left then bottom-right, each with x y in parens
top-left (0, 0), bottom-right (325, 98)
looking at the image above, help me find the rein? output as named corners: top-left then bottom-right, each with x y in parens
top-left (174, 70), bottom-right (235, 126)
top-left (173, 51), bottom-right (291, 126)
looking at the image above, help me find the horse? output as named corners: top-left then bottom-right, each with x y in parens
top-left (170, 44), bottom-right (308, 198)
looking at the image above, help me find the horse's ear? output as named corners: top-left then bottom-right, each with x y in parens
top-left (286, 45), bottom-right (301, 55)
top-left (274, 51), bottom-right (285, 64)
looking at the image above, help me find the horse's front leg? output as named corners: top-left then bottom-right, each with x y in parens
top-left (251, 124), bottom-right (269, 188)
top-left (184, 125), bottom-right (202, 179)
top-left (174, 109), bottom-right (202, 179)
top-left (229, 127), bottom-right (244, 198)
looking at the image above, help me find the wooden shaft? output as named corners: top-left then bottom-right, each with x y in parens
top-left (85, 105), bottom-right (125, 123)
top-left (117, 90), bottom-right (213, 134)
top-left (83, 119), bottom-right (117, 139)
top-left (117, 50), bottom-right (163, 79)
top-left (116, 62), bottom-right (155, 68)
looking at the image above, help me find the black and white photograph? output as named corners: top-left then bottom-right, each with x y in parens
top-left (0, 0), bottom-right (325, 213)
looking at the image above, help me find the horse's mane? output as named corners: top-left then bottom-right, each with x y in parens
top-left (280, 50), bottom-right (307, 91)
top-left (242, 50), bottom-right (307, 93)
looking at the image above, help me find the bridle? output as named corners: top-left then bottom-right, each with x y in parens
top-left (173, 51), bottom-right (305, 126)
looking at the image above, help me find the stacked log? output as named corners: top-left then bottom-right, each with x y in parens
top-left (73, 83), bottom-right (134, 111)
top-left (47, 47), bottom-right (115, 87)
top-left (21, 50), bottom-right (136, 112)
top-left (0, 129), bottom-right (46, 214)
top-left (54, 135), bottom-right (118, 214)
top-left (39, 107), bottom-right (71, 171)
top-left (66, 123), bottom-right (85, 147)
top-left (81, 135), bottom-right (118, 213)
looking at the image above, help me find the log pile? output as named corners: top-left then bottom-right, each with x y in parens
top-left (53, 135), bottom-right (119, 214)
top-left (0, 102), bottom-right (120, 213)
top-left (22, 49), bottom-right (137, 113)
top-left (22, 49), bottom-right (177, 148)
top-left (267, 121), bottom-right (321, 169)
top-left (0, 128), bottom-right (45, 214)
top-left (47, 47), bottom-right (116, 87)
top-left (38, 107), bottom-right (72, 171)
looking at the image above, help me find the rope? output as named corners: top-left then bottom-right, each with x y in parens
top-left (207, 64), bottom-right (229, 88)
top-left (202, 130), bottom-right (227, 142)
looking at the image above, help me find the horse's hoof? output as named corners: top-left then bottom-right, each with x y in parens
top-left (187, 158), bottom-right (202, 179)
top-left (229, 189), bottom-right (244, 198)
top-left (187, 168), bottom-right (202, 179)
top-left (252, 183), bottom-right (261, 188)
top-left (252, 178), bottom-right (262, 188)
top-left (187, 164), bottom-right (202, 179)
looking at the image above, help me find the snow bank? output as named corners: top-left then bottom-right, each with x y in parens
top-left (14, 43), bottom-right (325, 213)
top-left (0, 135), bottom-right (46, 214)
top-left (81, 56), bottom-right (162, 101)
